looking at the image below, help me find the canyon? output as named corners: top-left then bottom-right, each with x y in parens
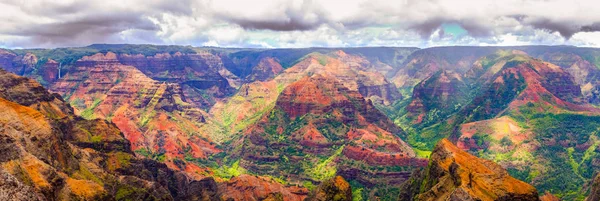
top-left (1, 44), bottom-right (600, 200)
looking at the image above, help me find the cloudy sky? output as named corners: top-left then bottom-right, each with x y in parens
top-left (1, 0), bottom-right (600, 49)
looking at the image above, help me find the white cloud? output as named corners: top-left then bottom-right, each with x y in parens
top-left (1, 0), bottom-right (600, 48)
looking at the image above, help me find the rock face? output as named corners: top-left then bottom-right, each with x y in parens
top-left (7, 45), bottom-right (600, 200)
top-left (396, 51), bottom-right (600, 200)
top-left (245, 57), bottom-right (284, 81)
top-left (536, 52), bottom-right (600, 104)
top-left (0, 69), bottom-right (220, 200)
top-left (0, 50), bottom-right (60, 85)
top-left (0, 168), bottom-right (44, 201)
top-left (458, 52), bottom-right (597, 123)
top-left (539, 192), bottom-right (561, 201)
top-left (406, 70), bottom-right (470, 125)
top-left (209, 50), bottom-right (402, 142)
top-left (40, 59), bottom-right (60, 83)
top-left (218, 175), bottom-right (309, 201)
top-left (416, 139), bottom-right (540, 201)
top-left (276, 51), bottom-right (401, 105)
top-left (306, 176), bottom-right (352, 201)
top-left (117, 52), bottom-right (240, 107)
top-left (0, 49), bottom-right (16, 72)
top-left (390, 47), bottom-right (497, 89)
top-left (238, 74), bottom-right (424, 188)
top-left (49, 52), bottom-right (222, 175)
top-left (588, 175), bottom-right (600, 201)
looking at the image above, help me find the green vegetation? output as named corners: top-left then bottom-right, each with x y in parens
top-left (138, 84), bottom-right (165, 127)
top-left (295, 52), bottom-right (329, 66)
top-left (87, 44), bottom-right (197, 56)
top-left (74, 164), bottom-right (104, 186)
top-left (80, 98), bottom-right (102, 119)
top-left (413, 148), bottom-right (432, 158)
top-left (114, 152), bottom-right (132, 167)
top-left (11, 47), bottom-right (100, 66)
top-left (220, 94), bottom-right (275, 137)
top-left (135, 148), bottom-right (169, 163)
top-left (373, 187), bottom-right (402, 201)
top-left (375, 51), bottom-right (600, 200)
top-left (509, 111), bottom-right (600, 200)
top-left (213, 160), bottom-right (247, 180)
top-left (134, 148), bottom-right (151, 157)
top-left (349, 179), bottom-right (367, 201)
top-left (306, 146), bottom-right (344, 181)
top-left (115, 185), bottom-right (147, 201)
top-left (90, 135), bottom-right (103, 143)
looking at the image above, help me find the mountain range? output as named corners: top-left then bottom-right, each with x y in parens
top-left (1, 44), bottom-right (600, 201)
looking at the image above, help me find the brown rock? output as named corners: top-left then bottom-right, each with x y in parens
top-left (305, 176), bottom-right (352, 201)
top-left (0, 70), bottom-right (221, 200)
top-left (416, 139), bottom-right (540, 201)
top-left (246, 57), bottom-right (284, 81)
top-left (540, 192), bottom-right (561, 201)
top-left (219, 175), bottom-right (309, 201)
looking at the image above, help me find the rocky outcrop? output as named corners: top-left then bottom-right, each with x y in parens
top-left (0, 49), bottom-right (17, 73)
top-left (238, 74), bottom-right (420, 188)
top-left (274, 74), bottom-right (403, 134)
top-left (118, 52), bottom-right (240, 101)
top-left (406, 70), bottom-right (470, 125)
top-left (536, 52), bottom-right (600, 104)
top-left (0, 68), bottom-right (71, 112)
top-left (0, 169), bottom-right (44, 201)
top-left (0, 51), bottom-right (60, 85)
top-left (275, 51), bottom-right (401, 105)
top-left (306, 176), bottom-right (352, 201)
top-left (539, 192), bottom-right (561, 201)
top-left (341, 145), bottom-right (426, 167)
top-left (458, 53), bottom-right (599, 123)
top-left (0, 69), bottom-right (221, 200)
top-left (218, 175), bottom-right (309, 201)
top-left (390, 47), bottom-right (496, 89)
top-left (246, 57), bottom-right (284, 81)
top-left (391, 52), bottom-right (449, 88)
top-left (49, 52), bottom-right (221, 176)
top-left (40, 59), bottom-right (59, 83)
top-left (416, 139), bottom-right (539, 201)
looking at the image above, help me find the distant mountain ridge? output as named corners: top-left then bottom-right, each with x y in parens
top-left (2, 44), bottom-right (600, 200)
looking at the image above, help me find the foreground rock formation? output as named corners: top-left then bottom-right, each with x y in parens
top-left (411, 139), bottom-right (540, 201)
top-left (0, 69), bottom-right (220, 200)
top-left (306, 176), bottom-right (353, 201)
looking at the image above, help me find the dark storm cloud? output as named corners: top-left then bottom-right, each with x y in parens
top-left (4, 12), bottom-right (160, 47)
top-left (0, 0), bottom-right (198, 48)
top-left (218, 15), bottom-right (325, 31)
top-left (9, 13), bottom-right (158, 38)
top-left (460, 21), bottom-right (494, 37)
top-left (520, 18), bottom-right (600, 39)
top-left (24, 1), bottom-right (89, 16)
top-left (528, 19), bottom-right (580, 39)
top-left (213, 0), bottom-right (329, 31)
top-left (408, 19), bottom-right (444, 38)
top-left (580, 23), bottom-right (600, 33)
